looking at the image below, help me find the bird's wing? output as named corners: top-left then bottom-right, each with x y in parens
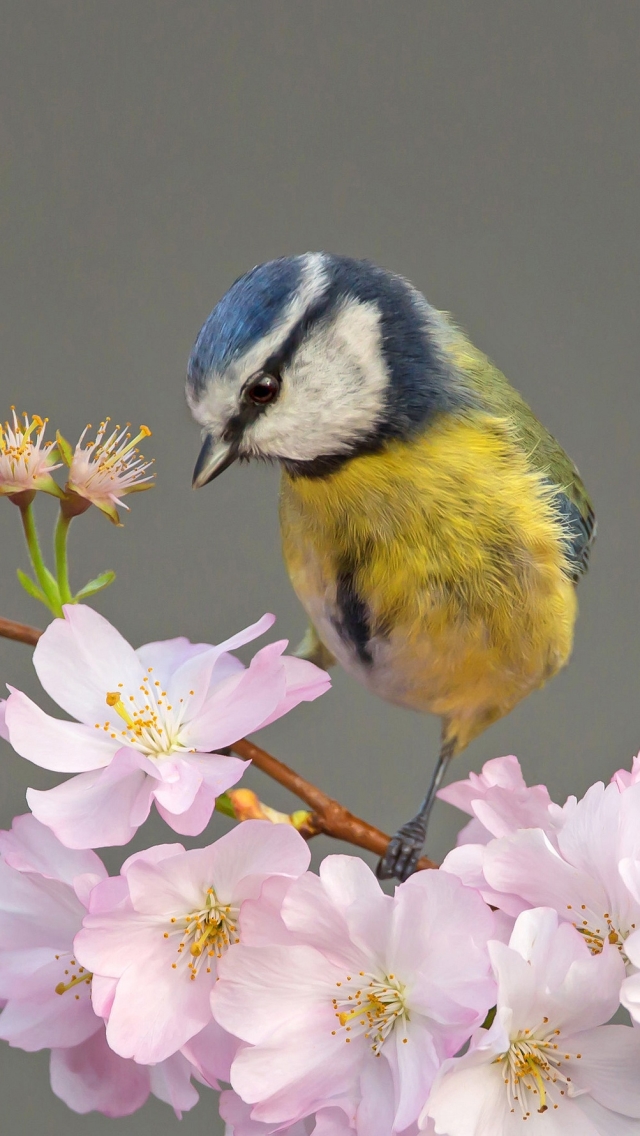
top-left (449, 330), bottom-right (597, 581)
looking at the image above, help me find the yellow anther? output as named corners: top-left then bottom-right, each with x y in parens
top-left (55, 970), bottom-right (93, 996)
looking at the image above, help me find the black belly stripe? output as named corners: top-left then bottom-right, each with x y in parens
top-left (334, 568), bottom-right (373, 666)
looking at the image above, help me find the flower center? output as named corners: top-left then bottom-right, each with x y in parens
top-left (72, 420), bottom-right (153, 495)
top-left (498, 1024), bottom-right (580, 1117)
top-left (332, 971), bottom-right (409, 1054)
top-left (99, 671), bottom-right (196, 759)
top-left (565, 902), bottom-right (635, 964)
top-left (166, 888), bottom-right (239, 981)
top-left (0, 410), bottom-right (56, 478)
top-left (54, 953), bottom-right (93, 1000)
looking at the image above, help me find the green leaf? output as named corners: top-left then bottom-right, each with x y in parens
top-left (73, 570), bottom-right (116, 602)
top-left (16, 568), bottom-right (46, 604)
top-left (214, 793), bottom-right (237, 819)
top-left (55, 431), bottom-right (74, 467)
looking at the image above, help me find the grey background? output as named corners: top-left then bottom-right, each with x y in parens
top-left (1, 2), bottom-right (639, 1131)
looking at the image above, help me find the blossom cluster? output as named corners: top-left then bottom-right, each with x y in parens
top-left (2, 602), bottom-right (640, 1133)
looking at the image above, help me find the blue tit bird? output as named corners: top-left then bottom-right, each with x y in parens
top-left (187, 253), bottom-right (595, 881)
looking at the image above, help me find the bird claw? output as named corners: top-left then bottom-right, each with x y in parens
top-left (376, 816), bottom-right (427, 882)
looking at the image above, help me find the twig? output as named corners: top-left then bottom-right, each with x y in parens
top-left (0, 616), bottom-right (42, 647)
top-left (0, 614), bottom-right (438, 871)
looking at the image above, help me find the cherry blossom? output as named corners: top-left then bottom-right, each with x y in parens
top-left (444, 781), bottom-right (640, 967)
top-left (4, 604), bottom-right (330, 847)
top-left (212, 855), bottom-right (496, 1136)
top-left (0, 813), bottom-right (107, 1050)
top-left (0, 813), bottom-right (205, 1117)
top-left (74, 820), bottom-right (311, 1065)
top-left (423, 907), bottom-right (640, 1136)
top-left (0, 410), bottom-right (62, 499)
top-left (63, 419), bottom-right (154, 523)
top-left (438, 755), bottom-right (568, 847)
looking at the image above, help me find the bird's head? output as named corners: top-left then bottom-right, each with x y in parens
top-left (187, 252), bottom-right (466, 485)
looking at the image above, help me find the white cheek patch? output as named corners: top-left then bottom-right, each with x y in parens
top-left (243, 298), bottom-right (388, 461)
top-left (189, 253), bottom-right (328, 431)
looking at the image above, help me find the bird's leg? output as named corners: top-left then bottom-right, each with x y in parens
top-left (376, 736), bottom-right (456, 882)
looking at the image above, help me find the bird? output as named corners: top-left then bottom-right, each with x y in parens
top-left (186, 252), bottom-right (595, 882)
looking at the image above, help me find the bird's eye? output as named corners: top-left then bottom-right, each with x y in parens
top-left (246, 373), bottom-right (281, 405)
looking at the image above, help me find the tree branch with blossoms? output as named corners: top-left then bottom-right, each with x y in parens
top-left (2, 406), bottom-right (640, 1136)
top-left (0, 614), bottom-right (437, 871)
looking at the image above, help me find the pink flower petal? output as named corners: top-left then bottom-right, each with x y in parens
top-left (259, 655), bottom-right (331, 728)
top-left (49, 1028), bottom-right (151, 1117)
top-left (154, 783), bottom-right (218, 836)
top-left (206, 820), bottom-right (311, 905)
top-left (104, 946), bottom-right (216, 1062)
top-left (563, 1024), bottom-right (640, 1116)
top-left (27, 750), bottom-right (151, 848)
top-left (5, 688), bottom-right (117, 772)
top-left (33, 604), bottom-right (146, 725)
top-left (0, 813), bottom-right (107, 884)
top-left (0, 958), bottom-right (101, 1050)
top-left (148, 1050), bottom-right (202, 1117)
top-left (181, 1016), bottom-right (238, 1085)
top-left (183, 642), bottom-right (288, 752)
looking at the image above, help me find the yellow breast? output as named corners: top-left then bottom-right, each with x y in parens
top-left (279, 413), bottom-right (577, 750)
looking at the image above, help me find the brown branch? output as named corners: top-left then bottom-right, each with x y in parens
top-left (0, 616), bottom-right (42, 647)
top-left (0, 614), bottom-right (438, 872)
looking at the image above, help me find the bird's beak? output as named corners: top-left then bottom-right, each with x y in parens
top-left (192, 435), bottom-right (238, 488)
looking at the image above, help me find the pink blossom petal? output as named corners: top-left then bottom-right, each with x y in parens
top-left (239, 876), bottom-right (297, 947)
top-left (183, 642), bottom-right (288, 751)
top-left (164, 613), bottom-right (277, 720)
top-left (213, 944), bottom-right (340, 1046)
top-left (0, 959), bottom-right (101, 1050)
top-left (154, 783), bottom-right (218, 836)
top-left (5, 688), bottom-right (117, 771)
top-left (151, 757), bottom-right (203, 814)
top-left (389, 871), bottom-right (495, 1027)
top-left (75, 913), bottom-right (162, 981)
top-left (204, 820), bottom-right (311, 905)
top-left (437, 755), bottom-right (528, 813)
top-left (49, 1028), bottom-right (151, 1117)
top-left (0, 860), bottom-right (85, 948)
top-left (482, 829), bottom-right (609, 918)
top-left (620, 969), bottom-right (640, 1024)
top-left (33, 604), bottom-right (146, 725)
top-left (280, 871), bottom-right (365, 966)
top-left (104, 946), bottom-right (216, 1062)
top-left (0, 813), bottom-right (106, 884)
top-left (27, 749), bottom-right (150, 848)
top-left (425, 1056), bottom-right (535, 1136)
top-left (181, 1016), bottom-right (238, 1085)
top-left (135, 637), bottom-right (213, 684)
top-left (441, 844), bottom-right (529, 917)
top-left (259, 655), bottom-right (331, 728)
top-left (563, 1024), bottom-right (640, 1116)
top-left (232, 1016), bottom-right (361, 1126)
top-left (178, 750), bottom-right (249, 793)
top-left (148, 1050), bottom-right (202, 1117)
top-left (91, 974), bottom-right (117, 1019)
top-left (575, 1097), bottom-right (640, 1136)
top-left (389, 1017), bottom-right (441, 1132)
top-left (355, 1059), bottom-right (400, 1136)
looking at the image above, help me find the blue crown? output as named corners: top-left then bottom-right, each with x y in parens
top-left (188, 256), bottom-right (305, 396)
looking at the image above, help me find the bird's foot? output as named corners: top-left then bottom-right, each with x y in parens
top-left (376, 815), bottom-right (426, 882)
